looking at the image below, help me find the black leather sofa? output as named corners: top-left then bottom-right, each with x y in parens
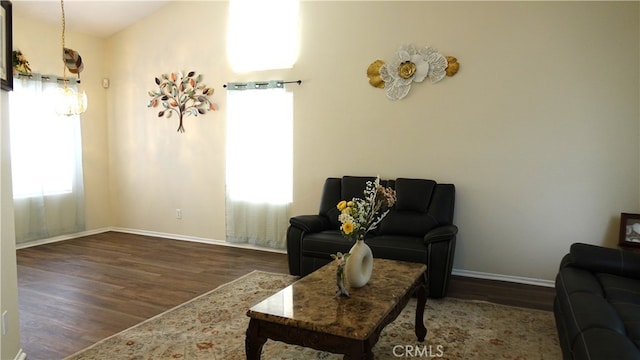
top-left (286, 176), bottom-right (457, 298)
top-left (554, 243), bottom-right (640, 359)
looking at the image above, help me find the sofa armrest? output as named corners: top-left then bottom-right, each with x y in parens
top-left (424, 225), bottom-right (457, 298)
top-left (424, 225), bottom-right (458, 244)
top-left (565, 243), bottom-right (640, 279)
top-left (289, 215), bottom-right (330, 233)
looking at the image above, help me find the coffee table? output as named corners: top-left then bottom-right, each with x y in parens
top-left (245, 258), bottom-right (428, 359)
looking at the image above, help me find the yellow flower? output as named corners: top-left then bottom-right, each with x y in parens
top-left (341, 222), bottom-right (354, 235)
top-left (347, 201), bottom-right (354, 207)
top-left (337, 200), bottom-right (347, 211)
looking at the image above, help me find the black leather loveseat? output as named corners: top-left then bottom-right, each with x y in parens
top-left (286, 176), bottom-right (457, 298)
top-left (554, 243), bottom-right (640, 359)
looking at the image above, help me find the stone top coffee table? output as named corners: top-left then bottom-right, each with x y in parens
top-left (246, 258), bottom-right (428, 359)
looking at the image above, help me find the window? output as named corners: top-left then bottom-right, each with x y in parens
top-left (226, 82), bottom-right (293, 205)
top-left (9, 74), bottom-right (85, 243)
top-left (10, 76), bottom-right (82, 198)
top-left (225, 0), bottom-right (299, 249)
top-left (225, 82), bottom-right (293, 249)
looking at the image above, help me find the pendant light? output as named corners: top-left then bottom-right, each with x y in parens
top-left (56, 0), bottom-right (87, 116)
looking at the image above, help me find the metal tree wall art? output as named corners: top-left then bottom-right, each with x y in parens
top-left (147, 71), bottom-right (216, 133)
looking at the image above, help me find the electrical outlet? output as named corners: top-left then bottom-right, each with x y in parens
top-left (176, 209), bottom-right (182, 219)
top-left (2, 310), bottom-right (7, 335)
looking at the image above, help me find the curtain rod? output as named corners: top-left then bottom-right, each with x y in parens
top-left (223, 80), bottom-right (302, 89)
top-left (15, 73), bottom-right (81, 84)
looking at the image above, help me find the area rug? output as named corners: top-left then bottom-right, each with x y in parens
top-left (65, 270), bottom-right (561, 359)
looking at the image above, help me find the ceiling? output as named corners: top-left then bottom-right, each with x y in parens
top-left (12, 0), bottom-right (172, 38)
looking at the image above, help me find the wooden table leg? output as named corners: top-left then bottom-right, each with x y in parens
top-left (245, 319), bottom-right (267, 360)
top-left (343, 340), bottom-right (373, 360)
top-left (414, 272), bottom-right (428, 342)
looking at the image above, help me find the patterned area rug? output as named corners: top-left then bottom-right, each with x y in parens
top-left (65, 270), bottom-right (561, 359)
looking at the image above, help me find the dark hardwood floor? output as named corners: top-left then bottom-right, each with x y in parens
top-left (16, 231), bottom-right (555, 359)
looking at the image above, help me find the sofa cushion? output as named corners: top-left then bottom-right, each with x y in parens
top-left (300, 232), bottom-right (428, 265)
top-left (395, 178), bottom-right (435, 212)
top-left (612, 302), bottom-right (640, 349)
top-left (564, 291), bottom-right (627, 339)
top-left (341, 176), bottom-right (376, 201)
top-left (573, 328), bottom-right (640, 360)
top-left (557, 266), bottom-right (605, 297)
top-left (318, 178), bottom-right (343, 230)
top-left (427, 184), bottom-right (456, 225)
top-left (569, 242), bottom-right (640, 280)
top-left (599, 273), bottom-right (640, 303)
top-left (300, 230), bottom-right (354, 258)
top-left (378, 211), bottom-right (437, 237)
top-left (598, 273), bottom-right (640, 347)
top-left (367, 235), bottom-right (428, 263)
top-left (325, 207), bottom-right (341, 231)
top-left (319, 178), bottom-right (341, 217)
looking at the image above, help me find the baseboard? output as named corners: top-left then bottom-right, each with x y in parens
top-left (110, 227), bottom-right (288, 254)
top-left (14, 227), bottom-right (553, 287)
top-left (452, 268), bottom-right (555, 288)
top-left (13, 349), bottom-right (27, 360)
top-left (15, 227), bottom-right (111, 250)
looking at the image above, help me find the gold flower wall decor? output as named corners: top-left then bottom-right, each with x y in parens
top-left (367, 60), bottom-right (385, 89)
top-left (367, 44), bottom-right (460, 101)
top-left (147, 71), bottom-right (216, 133)
top-left (398, 61), bottom-right (417, 79)
top-left (12, 50), bottom-right (32, 75)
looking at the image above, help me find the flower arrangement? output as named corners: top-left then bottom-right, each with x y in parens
top-left (336, 177), bottom-right (397, 242)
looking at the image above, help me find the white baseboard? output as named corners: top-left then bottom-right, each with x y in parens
top-left (13, 349), bottom-right (26, 360)
top-left (110, 227), bottom-right (288, 254)
top-left (15, 227), bottom-right (554, 287)
top-left (452, 268), bottom-right (555, 288)
top-left (15, 227), bottom-right (111, 250)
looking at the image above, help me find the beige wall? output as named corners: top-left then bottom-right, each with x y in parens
top-left (106, 1), bottom-right (640, 282)
top-left (105, 1), bottom-right (229, 239)
top-left (1, 91), bottom-right (20, 360)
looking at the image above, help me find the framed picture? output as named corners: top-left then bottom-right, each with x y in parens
top-left (0, 0), bottom-right (12, 92)
top-left (618, 213), bottom-right (640, 249)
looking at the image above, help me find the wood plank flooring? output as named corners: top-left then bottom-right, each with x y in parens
top-left (16, 231), bottom-right (555, 360)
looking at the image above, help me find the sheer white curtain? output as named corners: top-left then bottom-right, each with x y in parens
top-left (9, 74), bottom-right (85, 244)
top-left (226, 82), bottom-right (293, 249)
